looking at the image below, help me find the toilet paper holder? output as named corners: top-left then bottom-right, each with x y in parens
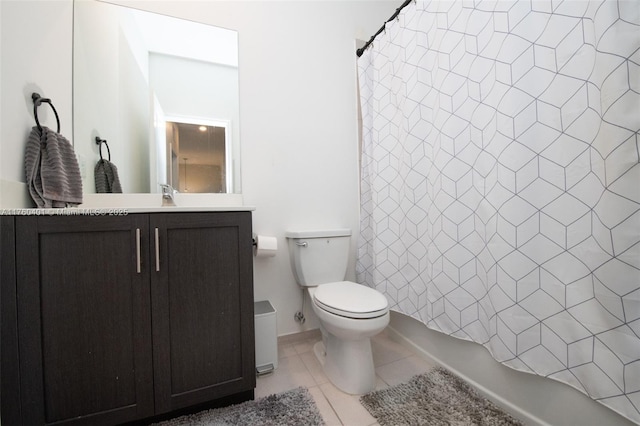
top-left (252, 233), bottom-right (278, 258)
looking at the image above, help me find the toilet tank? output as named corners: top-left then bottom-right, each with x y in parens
top-left (285, 229), bottom-right (351, 286)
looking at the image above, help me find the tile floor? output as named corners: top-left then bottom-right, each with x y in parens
top-left (255, 329), bottom-right (436, 426)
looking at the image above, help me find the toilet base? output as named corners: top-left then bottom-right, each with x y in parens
top-left (314, 334), bottom-right (376, 395)
top-left (313, 341), bottom-right (326, 366)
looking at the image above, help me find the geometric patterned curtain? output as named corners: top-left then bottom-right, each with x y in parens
top-left (356, 1), bottom-right (640, 422)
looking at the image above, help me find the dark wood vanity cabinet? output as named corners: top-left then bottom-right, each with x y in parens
top-left (149, 213), bottom-right (255, 414)
top-left (11, 214), bottom-right (154, 426)
top-left (1, 212), bottom-right (255, 426)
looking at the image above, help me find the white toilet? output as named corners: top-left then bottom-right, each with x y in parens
top-left (285, 229), bottom-right (390, 395)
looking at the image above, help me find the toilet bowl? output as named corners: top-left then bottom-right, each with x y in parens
top-left (308, 283), bottom-right (389, 394)
top-left (286, 230), bottom-right (390, 395)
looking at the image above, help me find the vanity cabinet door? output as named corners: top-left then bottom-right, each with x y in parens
top-left (1, 216), bottom-right (21, 425)
top-left (150, 212), bottom-right (255, 414)
top-left (15, 215), bottom-right (154, 426)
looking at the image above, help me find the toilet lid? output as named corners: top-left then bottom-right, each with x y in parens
top-left (313, 281), bottom-right (389, 319)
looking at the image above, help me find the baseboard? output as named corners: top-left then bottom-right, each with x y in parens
top-left (385, 324), bottom-right (549, 426)
top-left (386, 311), bottom-right (636, 426)
top-left (278, 328), bottom-right (321, 346)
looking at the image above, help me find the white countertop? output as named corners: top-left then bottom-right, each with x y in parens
top-left (0, 193), bottom-right (255, 215)
top-left (1, 206), bottom-right (255, 215)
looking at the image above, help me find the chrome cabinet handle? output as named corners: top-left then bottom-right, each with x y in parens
top-left (155, 228), bottom-right (160, 272)
top-left (135, 228), bottom-right (141, 274)
top-left (296, 241), bottom-right (308, 247)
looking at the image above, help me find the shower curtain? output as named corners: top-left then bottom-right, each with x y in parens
top-left (357, 0), bottom-right (640, 423)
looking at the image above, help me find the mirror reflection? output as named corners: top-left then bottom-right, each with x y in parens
top-left (165, 119), bottom-right (231, 194)
top-left (73, 0), bottom-right (241, 194)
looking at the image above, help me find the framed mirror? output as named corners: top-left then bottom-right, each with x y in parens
top-left (73, 0), bottom-right (241, 194)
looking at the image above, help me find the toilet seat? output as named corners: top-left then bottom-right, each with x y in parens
top-left (313, 281), bottom-right (388, 319)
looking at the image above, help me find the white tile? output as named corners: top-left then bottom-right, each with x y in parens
top-left (293, 338), bottom-right (315, 355)
top-left (371, 332), bottom-right (414, 366)
top-left (376, 354), bottom-right (435, 387)
top-left (278, 343), bottom-right (298, 359)
top-left (257, 329), bottom-right (429, 425)
top-left (307, 385), bottom-right (342, 426)
top-left (255, 354), bottom-right (317, 398)
top-left (319, 382), bottom-right (379, 426)
top-left (373, 375), bottom-right (390, 392)
top-left (300, 349), bottom-right (329, 386)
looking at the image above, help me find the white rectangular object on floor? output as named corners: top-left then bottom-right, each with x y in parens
top-left (254, 300), bottom-right (278, 375)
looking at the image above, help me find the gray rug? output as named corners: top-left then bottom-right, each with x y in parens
top-left (360, 367), bottom-right (524, 426)
top-left (154, 387), bottom-right (324, 426)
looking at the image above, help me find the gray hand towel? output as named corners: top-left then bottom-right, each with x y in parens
top-left (25, 126), bottom-right (83, 208)
top-left (94, 159), bottom-right (123, 193)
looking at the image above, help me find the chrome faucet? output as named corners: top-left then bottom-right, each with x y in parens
top-left (160, 184), bottom-right (177, 206)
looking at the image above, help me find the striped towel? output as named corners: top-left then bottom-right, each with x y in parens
top-left (95, 159), bottom-right (122, 193)
top-left (25, 126), bottom-right (83, 208)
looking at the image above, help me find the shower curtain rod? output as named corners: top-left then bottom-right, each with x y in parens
top-left (356, 0), bottom-right (413, 57)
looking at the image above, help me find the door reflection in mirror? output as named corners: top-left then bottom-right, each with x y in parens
top-left (149, 51), bottom-right (238, 194)
top-left (164, 119), bottom-right (231, 194)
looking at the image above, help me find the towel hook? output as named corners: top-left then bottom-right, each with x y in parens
top-left (31, 92), bottom-right (60, 133)
top-left (95, 137), bottom-right (111, 162)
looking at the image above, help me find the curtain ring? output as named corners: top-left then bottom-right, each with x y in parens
top-left (32, 92), bottom-right (61, 133)
top-left (95, 137), bottom-right (111, 162)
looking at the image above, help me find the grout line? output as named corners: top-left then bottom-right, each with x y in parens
top-left (309, 384), bottom-right (344, 426)
top-left (319, 386), bottom-right (346, 426)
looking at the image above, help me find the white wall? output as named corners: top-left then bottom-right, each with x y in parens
top-left (0, 0), bottom-right (396, 334)
top-left (0, 0), bottom-right (74, 206)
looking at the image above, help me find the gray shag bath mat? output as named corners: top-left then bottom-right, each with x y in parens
top-left (360, 367), bottom-right (524, 426)
top-left (154, 387), bottom-right (324, 426)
